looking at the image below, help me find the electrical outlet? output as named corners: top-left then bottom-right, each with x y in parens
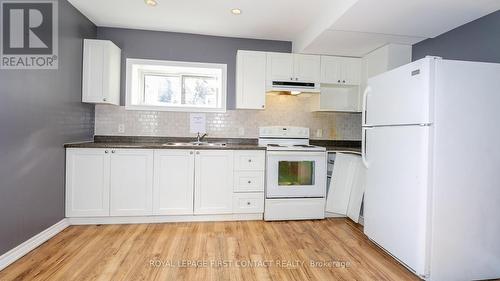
top-left (316, 129), bottom-right (323, 138)
top-left (118, 124), bottom-right (125, 134)
top-left (238, 127), bottom-right (245, 136)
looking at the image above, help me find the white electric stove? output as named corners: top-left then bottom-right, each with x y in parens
top-left (259, 127), bottom-right (327, 221)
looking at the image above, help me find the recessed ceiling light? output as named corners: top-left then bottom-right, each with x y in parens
top-left (231, 8), bottom-right (242, 15)
top-left (145, 0), bottom-right (157, 7)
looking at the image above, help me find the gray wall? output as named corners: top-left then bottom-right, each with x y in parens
top-left (0, 0), bottom-right (96, 255)
top-left (413, 10), bottom-right (500, 63)
top-left (96, 27), bottom-right (292, 109)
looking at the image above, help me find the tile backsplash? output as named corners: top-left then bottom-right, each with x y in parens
top-left (95, 94), bottom-right (362, 140)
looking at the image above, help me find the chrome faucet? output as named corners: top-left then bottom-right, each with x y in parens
top-left (196, 132), bottom-right (208, 143)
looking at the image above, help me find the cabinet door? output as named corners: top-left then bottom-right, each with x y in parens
top-left (294, 54), bottom-right (321, 82)
top-left (321, 56), bottom-right (343, 84)
top-left (325, 153), bottom-right (358, 215)
top-left (236, 51), bottom-right (267, 109)
top-left (82, 39), bottom-right (120, 105)
top-left (194, 150), bottom-right (234, 214)
top-left (266, 52), bottom-right (294, 82)
top-left (66, 149), bottom-right (110, 217)
top-left (110, 149), bottom-right (154, 216)
top-left (153, 150), bottom-right (195, 215)
top-left (82, 40), bottom-right (104, 103)
top-left (102, 41), bottom-right (121, 105)
top-left (342, 57), bottom-right (361, 85)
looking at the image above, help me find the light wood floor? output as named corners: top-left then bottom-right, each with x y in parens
top-left (0, 218), bottom-right (419, 281)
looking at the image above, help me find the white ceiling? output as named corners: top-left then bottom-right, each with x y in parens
top-left (297, 0), bottom-right (500, 56)
top-left (67, 0), bottom-right (347, 41)
top-left (301, 30), bottom-right (424, 57)
top-left (68, 0), bottom-right (500, 57)
top-left (330, 0), bottom-right (500, 38)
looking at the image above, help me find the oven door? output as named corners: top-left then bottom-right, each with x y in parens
top-left (266, 151), bottom-right (327, 198)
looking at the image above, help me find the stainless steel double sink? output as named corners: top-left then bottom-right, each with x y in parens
top-left (161, 142), bottom-right (227, 147)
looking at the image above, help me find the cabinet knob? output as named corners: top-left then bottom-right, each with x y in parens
top-left (247, 202), bottom-right (251, 206)
top-left (248, 159), bottom-right (252, 163)
top-left (337, 80), bottom-right (341, 83)
top-left (103, 98), bottom-right (107, 102)
top-left (343, 80), bottom-right (346, 83)
top-left (261, 105), bottom-right (265, 108)
top-left (290, 77), bottom-right (293, 81)
top-left (105, 150), bottom-right (109, 154)
top-left (111, 150), bottom-right (116, 153)
top-left (196, 151), bottom-right (200, 155)
top-left (247, 180), bottom-right (252, 184)
top-left (295, 78), bottom-right (298, 81)
top-left (190, 151), bottom-right (194, 155)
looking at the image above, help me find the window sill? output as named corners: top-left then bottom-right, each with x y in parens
top-left (124, 104), bottom-right (227, 113)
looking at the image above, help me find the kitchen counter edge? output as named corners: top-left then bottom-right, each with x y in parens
top-left (64, 142), bottom-right (267, 150)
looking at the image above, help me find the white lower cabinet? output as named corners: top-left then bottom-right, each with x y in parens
top-left (234, 171), bottom-right (265, 192)
top-left (109, 149), bottom-right (154, 216)
top-left (66, 148), bottom-right (265, 221)
top-left (325, 153), bottom-right (366, 223)
top-left (233, 193), bottom-right (264, 214)
top-left (153, 150), bottom-right (195, 215)
top-left (66, 149), bottom-right (110, 217)
top-left (194, 150), bottom-right (234, 215)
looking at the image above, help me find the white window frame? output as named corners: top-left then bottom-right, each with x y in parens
top-left (126, 58), bottom-right (227, 112)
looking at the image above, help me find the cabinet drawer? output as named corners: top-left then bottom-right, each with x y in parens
top-left (233, 193), bottom-right (264, 214)
top-left (234, 171), bottom-right (264, 192)
top-left (234, 151), bottom-right (265, 171)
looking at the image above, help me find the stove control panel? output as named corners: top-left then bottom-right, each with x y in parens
top-left (259, 126), bottom-right (309, 139)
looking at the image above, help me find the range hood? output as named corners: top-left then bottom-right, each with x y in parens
top-left (266, 80), bottom-right (320, 94)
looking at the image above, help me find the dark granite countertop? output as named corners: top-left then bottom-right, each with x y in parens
top-left (324, 147), bottom-right (362, 154)
top-left (309, 140), bottom-right (361, 154)
top-left (65, 136), bottom-right (362, 152)
top-left (65, 136), bottom-right (266, 150)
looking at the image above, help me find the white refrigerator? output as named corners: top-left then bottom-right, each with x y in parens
top-left (362, 57), bottom-right (500, 281)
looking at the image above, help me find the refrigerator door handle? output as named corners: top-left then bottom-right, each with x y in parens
top-left (362, 128), bottom-right (371, 168)
top-left (362, 86), bottom-right (372, 126)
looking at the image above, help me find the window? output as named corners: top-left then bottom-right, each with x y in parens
top-left (126, 59), bottom-right (227, 112)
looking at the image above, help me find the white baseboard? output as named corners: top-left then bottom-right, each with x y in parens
top-left (0, 219), bottom-right (69, 271)
top-left (325, 212), bottom-right (346, 218)
top-left (68, 213), bottom-right (263, 225)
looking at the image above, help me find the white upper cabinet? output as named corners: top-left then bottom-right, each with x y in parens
top-left (266, 52), bottom-right (294, 82)
top-left (321, 56), bottom-right (361, 85)
top-left (266, 52), bottom-right (320, 82)
top-left (342, 57), bottom-right (362, 85)
top-left (236, 51), bottom-right (267, 110)
top-left (321, 56), bottom-right (342, 84)
top-left (82, 39), bottom-right (121, 105)
top-left (109, 149), bottom-right (154, 216)
top-left (153, 150), bottom-right (195, 215)
top-left (310, 87), bottom-right (361, 112)
top-left (194, 150), bottom-right (234, 215)
top-left (66, 149), bottom-right (110, 217)
top-left (294, 54), bottom-right (321, 82)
